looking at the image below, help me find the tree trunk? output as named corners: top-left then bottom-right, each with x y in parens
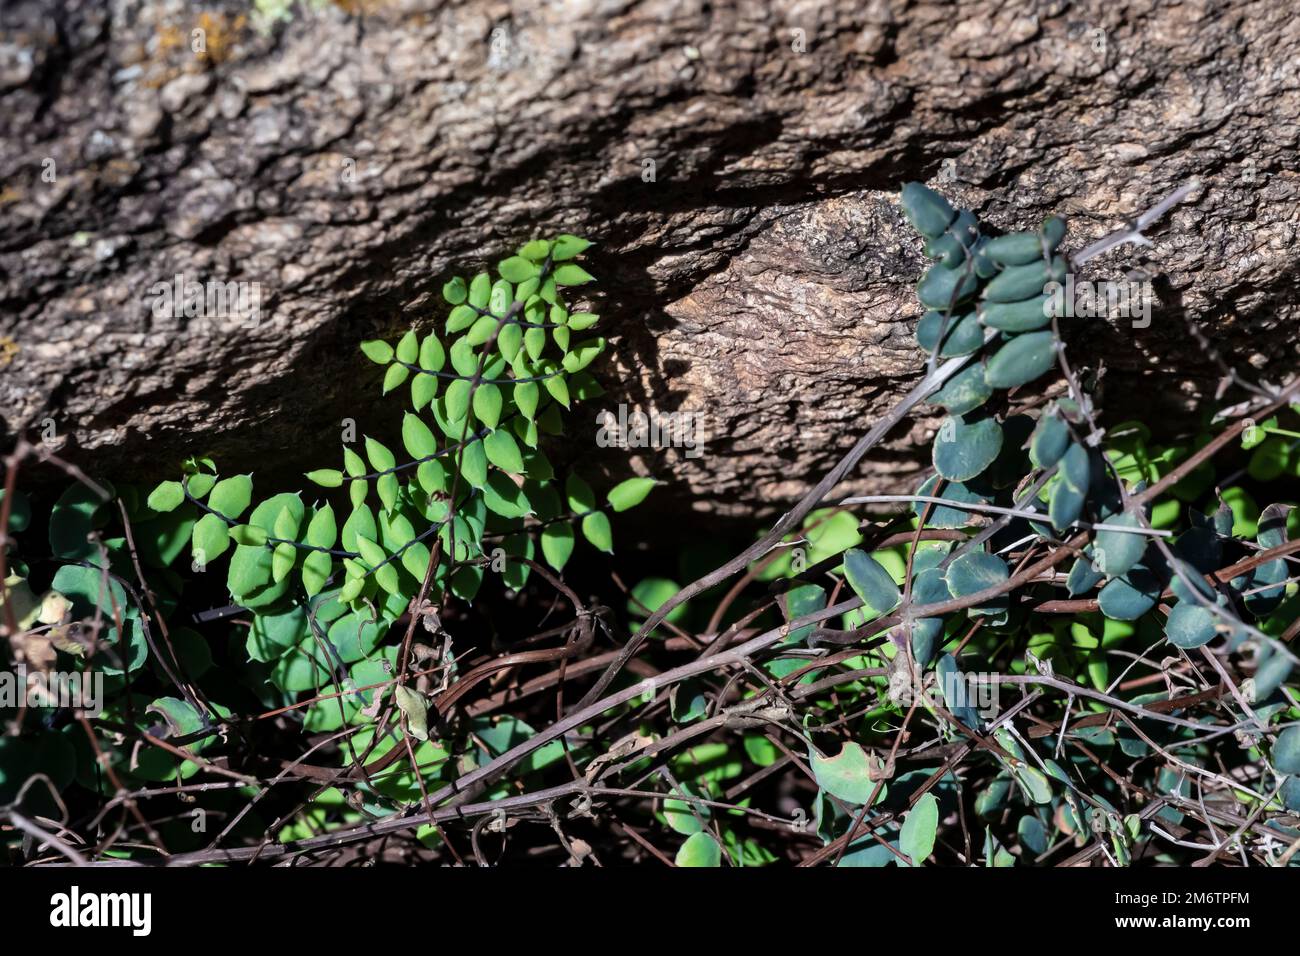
top-left (3, 0), bottom-right (1296, 523)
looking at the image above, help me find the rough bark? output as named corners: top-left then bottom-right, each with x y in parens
top-left (2, 0), bottom-right (1297, 522)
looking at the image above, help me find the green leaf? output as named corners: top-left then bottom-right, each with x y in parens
top-left (401, 413), bottom-right (438, 460)
top-left (606, 477), bottom-right (657, 512)
top-left (147, 696), bottom-right (206, 746)
top-left (525, 326), bottom-right (546, 361)
top-left (377, 474), bottom-right (399, 514)
top-left (912, 474), bottom-right (987, 530)
top-left (360, 340), bottom-right (394, 364)
top-left (900, 182), bottom-right (957, 238)
top-left (541, 522), bottom-right (575, 572)
top-left (561, 337), bottom-right (605, 373)
top-left (442, 276), bottom-right (467, 305)
top-left (382, 363), bottom-right (410, 394)
top-left (933, 414), bottom-right (1003, 482)
top-left (916, 264), bottom-right (979, 310)
top-left (944, 551), bottom-right (1010, 616)
top-left (514, 380), bottom-right (540, 419)
top-left (929, 362), bottom-right (991, 415)
top-left (810, 741), bottom-right (880, 805)
top-left (551, 234), bottom-right (593, 261)
top-left (49, 481), bottom-right (109, 564)
top-left (249, 492), bottom-right (303, 535)
top-left (395, 329), bottom-right (418, 364)
top-left (498, 256), bottom-right (539, 283)
top-left (473, 383), bottom-right (503, 430)
top-left (900, 793), bottom-right (939, 866)
top-left (416, 459), bottom-right (448, 496)
top-left (191, 513), bottom-right (230, 565)
top-left (628, 577), bottom-right (687, 624)
top-left (340, 504), bottom-right (377, 553)
top-left (1029, 411), bottom-right (1070, 469)
top-left (328, 612), bottom-right (385, 666)
top-left (419, 332), bottom-right (446, 371)
top-left (1060, 442), bottom-right (1092, 496)
top-left (356, 535), bottom-right (400, 595)
top-left (302, 550), bottom-right (331, 597)
top-left (916, 310), bottom-right (984, 357)
top-left (447, 304), bottom-right (478, 334)
top-left (1282, 776), bottom-right (1300, 812)
top-left (662, 780), bottom-right (709, 834)
top-left (484, 429), bottom-right (525, 473)
top-left (227, 542), bottom-right (274, 603)
top-left (515, 279), bottom-right (541, 303)
top-left (1094, 513), bottom-right (1147, 579)
top-left (843, 549), bottom-right (902, 616)
top-left (519, 239), bottom-right (552, 261)
top-left (1164, 601), bottom-right (1218, 649)
top-left (1050, 453), bottom-right (1089, 529)
top-left (269, 638), bottom-right (332, 693)
top-left (273, 504), bottom-right (300, 541)
top-left (498, 322), bottom-right (523, 363)
top-left (49, 566), bottom-right (129, 640)
top-left (1274, 726), bottom-right (1300, 776)
top-left (553, 263), bottom-right (594, 286)
top-left (445, 379), bottom-right (471, 423)
top-left (468, 272), bottom-right (491, 308)
top-left (380, 511), bottom-right (416, 552)
top-left (365, 436), bottom-right (396, 473)
top-left (910, 568), bottom-right (950, 666)
top-left (459, 439), bottom-right (489, 489)
top-left (675, 832), bottom-right (722, 867)
top-left (394, 685), bottom-right (429, 741)
top-left (483, 472), bottom-right (532, 518)
top-left (983, 220), bottom-right (1064, 266)
top-left (0, 489), bottom-right (31, 532)
top-left (983, 255), bottom-right (1067, 303)
top-left (305, 468), bottom-right (344, 488)
top-left (245, 604), bottom-right (307, 662)
top-left (984, 331), bottom-right (1057, 390)
top-left (1097, 565), bottom-right (1162, 621)
top-left (401, 541), bottom-right (432, 582)
top-left (305, 503), bottom-right (337, 550)
top-left (565, 473), bottom-right (596, 514)
top-left (411, 373), bottom-right (439, 411)
top-left (581, 511), bottom-right (613, 553)
top-left (229, 524), bottom-right (268, 546)
top-left (209, 475), bottom-right (254, 519)
top-left (338, 577), bottom-right (364, 604)
top-left (467, 314), bottom-right (499, 346)
top-left (978, 296), bottom-right (1055, 332)
top-left (148, 481), bottom-right (185, 513)
top-left (272, 541), bottom-right (297, 583)
top-left (343, 446), bottom-right (366, 478)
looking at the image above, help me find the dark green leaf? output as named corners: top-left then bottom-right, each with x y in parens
top-left (984, 331), bottom-right (1057, 389)
top-left (932, 415), bottom-right (1003, 482)
top-left (843, 549), bottom-right (901, 616)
